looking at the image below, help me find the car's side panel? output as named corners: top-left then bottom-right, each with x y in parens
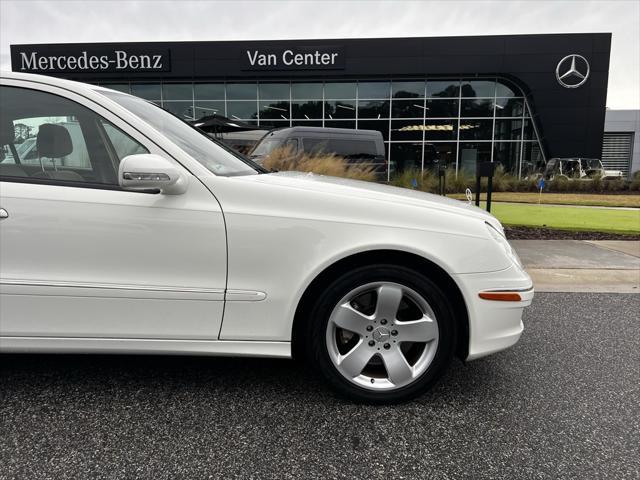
top-left (0, 180), bottom-right (227, 339)
top-left (0, 336), bottom-right (291, 358)
top-left (202, 175), bottom-right (510, 342)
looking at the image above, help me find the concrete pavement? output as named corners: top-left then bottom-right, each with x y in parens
top-left (511, 240), bottom-right (640, 293)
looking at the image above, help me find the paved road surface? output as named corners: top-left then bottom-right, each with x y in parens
top-left (1, 293), bottom-right (639, 480)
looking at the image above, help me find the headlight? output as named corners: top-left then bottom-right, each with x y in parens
top-left (485, 222), bottom-right (523, 269)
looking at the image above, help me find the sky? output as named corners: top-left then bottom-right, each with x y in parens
top-left (1, 0), bottom-right (638, 108)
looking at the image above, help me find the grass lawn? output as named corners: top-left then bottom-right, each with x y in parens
top-left (449, 192), bottom-right (640, 208)
top-left (482, 203), bottom-right (640, 234)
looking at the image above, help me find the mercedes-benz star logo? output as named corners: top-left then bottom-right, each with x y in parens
top-left (556, 54), bottom-right (590, 89)
top-left (372, 327), bottom-right (391, 343)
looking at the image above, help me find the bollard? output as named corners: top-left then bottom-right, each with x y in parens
top-left (475, 162), bottom-right (496, 213)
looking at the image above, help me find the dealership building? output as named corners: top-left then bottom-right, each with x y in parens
top-left (9, 33), bottom-right (639, 177)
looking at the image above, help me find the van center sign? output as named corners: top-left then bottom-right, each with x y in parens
top-left (242, 46), bottom-right (344, 71)
top-left (12, 47), bottom-right (171, 73)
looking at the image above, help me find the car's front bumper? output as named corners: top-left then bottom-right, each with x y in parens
top-left (453, 263), bottom-right (534, 361)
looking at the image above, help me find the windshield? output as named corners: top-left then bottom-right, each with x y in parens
top-left (250, 138), bottom-right (283, 157)
top-left (100, 91), bottom-right (263, 176)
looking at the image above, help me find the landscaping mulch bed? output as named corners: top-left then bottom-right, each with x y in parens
top-left (504, 226), bottom-right (640, 241)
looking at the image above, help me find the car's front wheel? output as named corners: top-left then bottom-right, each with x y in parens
top-left (307, 265), bottom-right (456, 404)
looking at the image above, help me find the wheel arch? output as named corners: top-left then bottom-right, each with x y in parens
top-left (291, 249), bottom-right (469, 361)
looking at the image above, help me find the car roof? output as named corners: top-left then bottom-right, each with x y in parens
top-left (1, 70), bottom-right (114, 95)
top-left (265, 126), bottom-right (382, 138)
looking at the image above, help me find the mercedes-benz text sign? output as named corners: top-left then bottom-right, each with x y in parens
top-left (14, 47), bottom-right (170, 73)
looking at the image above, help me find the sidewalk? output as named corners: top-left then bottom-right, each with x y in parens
top-left (511, 240), bottom-right (640, 293)
top-left (498, 201), bottom-right (639, 211)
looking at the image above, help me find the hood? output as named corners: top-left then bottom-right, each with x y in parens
top-left (238, 171), bottom-right (498, 225)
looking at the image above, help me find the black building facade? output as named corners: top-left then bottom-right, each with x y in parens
top-left (11, 33), bottom-right (611, 176)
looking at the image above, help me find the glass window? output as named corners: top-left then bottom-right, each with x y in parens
top-left (461, 99), bottom-right (494, 117)
top-left (324, 82), bottom-right (356, 99)
top-left (291, 120), bottom-right (323, 128)
top-left (392, 81), bottom-right (424, 98)
top-left (496, 80), bottom-right (518, 98)
top-left (523, 118), bottom-right (534, 140)
top-left (358, 82), bottom-right (390, 99)
top-left (162, 83), bottom-right (193, 101)
top-left (194, 101), bottom-right (225, 119)
top-left (131, 83), bottom-right (161, 100)
top-left (194, 83), bottom-right (225, 100)
top-left (292, 101), bottom-right (323, 119)
top-left (302, 137), bottom-right (379, 157)
top-left (259, 119), bottom-right (290, 129)
top-left (162, 101), bottom-right (195, 120)
top-left (424, 120), bottom-right (457, 141)
top-left (292, 82), bottom-right (323, 99)
top-left (226, 83), bottom-right (257, 100)
top-left (430, 142), bottom-right (457, 169)
top-left (426, 80), bottom-right (459, 98)
top-left (392, 100), bottom-right (426, 118)
top-left (494, 119), bottom-right (523, 141)
top-left (358, 100), bottom-right (390, 119)
top-left (259, 101), bottom-right (290, 120)
top-left (0, 85), bottom-right (148, 185)
top-left (102, 91), bottom-right (260, 176)
top-left (459, 119), bottom-right (493, 140)
top-left (521, 141), bottom-right (545, 176)
top-left (258, 83), bottom-right (290, 100)
top-left (459, 142), bottom-right (492, 173)
top-left (495, 98), bottom-right (524, 117)
top-left (324, 120), bottom-right (356, 130)
top-left (103, 84), bottom-right (130, 94)
top-left (326, 100), bottom-right (356, 119)
top-left (390, 120), bottom-right (424, 141)
top-left (101, 120), bottom-right (148, 159)
top-left (461, 80), bottom-right (495, 98)
top-left (357, 120), bottom-right (389, 141)
top-left (425, 99), bottom-right (459, 118)
top-left (390, 143), bottom-right (422, 172)
top-left (493, 141), bottom-right (521, 174)
top-left (227, 101), bottom-right (258, 120)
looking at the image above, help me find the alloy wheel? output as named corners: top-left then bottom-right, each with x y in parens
top-left (325, 282), bottom-right (439, 391)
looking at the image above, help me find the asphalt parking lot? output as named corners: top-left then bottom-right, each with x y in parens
top-left (1, 292), bottom-right (639, 480)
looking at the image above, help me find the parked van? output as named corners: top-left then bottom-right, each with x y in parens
top-left (249, 127), bottom-right (388, 175)
top-left (218, 129), bottom-right (269, 155)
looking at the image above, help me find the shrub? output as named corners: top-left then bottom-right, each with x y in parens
top-left (261, 146), bottom-right (377, 182)
top-left (389, 168), bottom-right (438, 192)
top-left (630, 171), bottom-right (640, 191)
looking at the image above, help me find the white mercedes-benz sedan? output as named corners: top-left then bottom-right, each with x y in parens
top-left (0, 71), bottom-right (533, 403)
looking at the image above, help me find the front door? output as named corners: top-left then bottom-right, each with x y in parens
top-left (0, 83), bottom-right (227, 340)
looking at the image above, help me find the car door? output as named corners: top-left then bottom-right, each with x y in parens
top-left (0, 82), bottom-right (227, 340)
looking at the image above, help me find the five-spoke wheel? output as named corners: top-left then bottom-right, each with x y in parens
top-left (307, 265), bottom-right (455, 403)
top-left (326, 282), bottom-right (439, 390)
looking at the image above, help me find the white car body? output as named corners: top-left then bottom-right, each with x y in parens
top-left (0, 72), bottom-right (533, 366)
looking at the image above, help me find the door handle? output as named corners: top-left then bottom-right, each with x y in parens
top-left (0, 208), bottom-right (8, 219)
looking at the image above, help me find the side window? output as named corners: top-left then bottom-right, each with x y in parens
top-left (301, 137), bottom-right (378, 158)
top-left (0, 85), bottom-right (148, 186)
top-left (283, 138), bottom-right (299, 153)
top-left (101, 121), bottom-right (148, 159)
top-left (301, 137), bottom-right (328, 154)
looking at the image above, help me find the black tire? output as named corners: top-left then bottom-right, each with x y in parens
top-left (305, 264), bottom-right (457, 404)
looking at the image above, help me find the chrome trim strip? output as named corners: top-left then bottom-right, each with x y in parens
top-left (225, 290), bottom-right (267, 302)
top-left (0, 278), bottom-right (224, 295)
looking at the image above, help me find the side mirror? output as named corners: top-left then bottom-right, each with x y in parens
top-left (119, 154), bottom-right (188, 195)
